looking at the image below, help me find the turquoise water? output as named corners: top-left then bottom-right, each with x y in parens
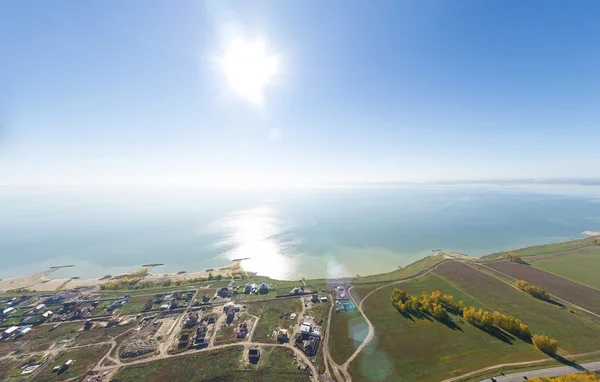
top-left (1, 184), bottom-right (599, 280)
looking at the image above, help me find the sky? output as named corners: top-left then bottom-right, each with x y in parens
top-left (1, 0), bottom-right (600, 188)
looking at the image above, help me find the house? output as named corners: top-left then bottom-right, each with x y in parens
top-left (217, 287), bottom-right (232, 298)
top-left (17, 326), bottom-right (32, 336)
top-left (300, 322), bottom-right (311, 333)
top-left (290, 313), bottom-right (297, 320)
top-left (259, 283), bottom-right (269, 294)
top-left (2, 326), bottom-right (19, 338)
top-left (34, 303), bottom-right (46, 312)
top-left (237, 322), bottom-right (248, 338)
top-left (295, 333), bottom-right (320, 357)
top-left (302, 337), bottom-right (319, 356)
top-left (160, 303), bottom-right (171, 310)
top-left (226, 306), bottom-right (236, 324)
top-left (277, 329), bottom-right (289, 343)
top-left (185, 313), bottom-right (199, 327)
top-left (311, 294), bottom-right (319, 302)
top-left (2, 307), bottom-right (15, 316)
top-left (178, 334), bottom-right (190, 348)
top-left (248, 348), bottom-right (260, 363)
top-left (42, 311), bottom-right (53, 319)
top-left (320, 296), bottom-right (328, 303)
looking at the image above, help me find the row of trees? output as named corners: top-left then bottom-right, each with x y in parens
top-left (390, 288), bottom-right (559, 355)
top-left (515, 280), bottom-right (551, 301)
top-left (99, 277), bottom-right (142, 290)
top-left (462, 306), bottom-right (531, 339)
top-left (391, 289), bottom-right (458, 321)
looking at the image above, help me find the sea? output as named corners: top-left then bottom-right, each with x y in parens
top-left (1, 184), bottom-right (600, 281)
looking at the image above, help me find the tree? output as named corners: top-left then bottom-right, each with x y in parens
top-left (532, 334), bottom-right (558, 355)
top-left (208, 272), bottom-right (214, 280)
top-left (507, 252), bottom-right (523, 262)
top-left (215, 274), bottom-right (223, 281)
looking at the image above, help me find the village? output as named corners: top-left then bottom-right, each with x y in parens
top-left (0, 277), bottom-right (356, 381)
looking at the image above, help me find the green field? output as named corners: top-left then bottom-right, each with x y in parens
top-left (34, 344), bottom-right (111, 382)
top-left (483, 237), bottom-right (598, 260)
top-left (0, 323), bottom-right (81, 356)
top-left (532, 246), bottom-right (600, 289)
top-left (433, 261), bottom-right (600, 353)
top-left (350, 254), bottom-right (443, 284)
top-left (349, 273), bottom-right (543, 382)
top-left (114, 346), bottom-right (308, 382)
top-left (0, 358), bottom-right (24, 381)
top-left (246, 298), bottom-right (303, 342)
top-left (68, 322), bottom-right (134, 347)
top-left (329, 310), bottom-right (367, 365)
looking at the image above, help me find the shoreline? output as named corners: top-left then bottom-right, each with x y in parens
top-left (0, 231), bottom-right (597, 293)
top-left (581, 230), bottom-right (600, 237)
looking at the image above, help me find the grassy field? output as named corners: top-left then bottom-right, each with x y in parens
top-left (532, 246), bottom-right (600, 289)
top-left (349, 273), bottom-right (542, 382)
top-left (485, 260), bottom-right (600, 315)
top-left (350, 254), bottom-right (443, 284)
top-left (35, 344), bottom-right (111, 382)
top-left (0, 358), bottom-right (24, 381)
top-left (68, 322), bottom-right (134, 347)
top-left (214, 313), bottom-right (253, 345)
top-left (329, 310), bottom-right (367, 365)
top-left (15, 322), bottom-right (82, 354)
top-left (117, 298), bottom-right (151, 316)
top-left (114, 346), bottom-right (309, 382)
top-left (434, 260), bottom-right (600, 352)
top-left (483, 237), bottom-right (598, 260)
top-left (246, 298), bottom-right (303, 343)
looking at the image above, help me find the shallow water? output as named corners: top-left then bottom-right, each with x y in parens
top-left (1, 184), bottom-right (599, 280)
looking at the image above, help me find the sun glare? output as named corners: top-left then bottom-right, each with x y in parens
top-left (217, 37), bottom-right (278, 104)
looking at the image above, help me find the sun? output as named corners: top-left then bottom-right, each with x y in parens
top-left (217, 37), bottom-right (278, 105)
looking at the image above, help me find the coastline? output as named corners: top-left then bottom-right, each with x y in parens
top-left (582, 230), bottom-right (600, 237)
top-left (0, 260), bottom-right (253, 293)
top-left (1, 231), bottom-right (597, 293)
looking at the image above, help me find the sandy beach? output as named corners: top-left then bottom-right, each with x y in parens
top-left (582, 230), bottom-right (600, 237)
top-left (0, 260), bottom-right (250, 293)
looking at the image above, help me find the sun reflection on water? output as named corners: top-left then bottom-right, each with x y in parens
top-left (211, 206), bottom-right (299, 280)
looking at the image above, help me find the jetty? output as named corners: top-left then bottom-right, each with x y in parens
top-left (49, 265), bottom-right (74, 269)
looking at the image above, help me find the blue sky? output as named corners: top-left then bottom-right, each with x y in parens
top-left (1, 0), bottom-right (599, 187)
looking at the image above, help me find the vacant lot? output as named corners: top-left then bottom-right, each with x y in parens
top-left (434, 260), bottom-right (600, 352)
top-left (246, 298), bottom-right (303, 343)
top-left (348, 273), bottom-right (541, 382)
top-left (35, 344), bottom-right (111, 382)
top-left (117, 295), bottom-right (152, 313)
top-left (3, 323), bottom-right (81, 355)
top-left (532, 246), bottom-right (600, 289)
top-left (329, 310), bottom-right (367, 365)
top-left (113, 346), bottom-right (308, 381)
top-left (0, 359), bottom-right (22, 381)
top-left (214, 313), bottom-right (253, 345)
top-left (68, 322), bottom-right (134, 347)
top-left (486, 260), bottom-right (600, 315)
